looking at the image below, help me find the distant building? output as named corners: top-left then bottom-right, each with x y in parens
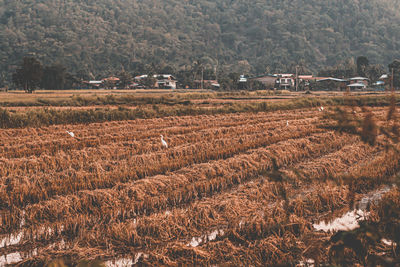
top-left (83, 80), bottom-right (103, 89)
top-left (377, 74), bottom-right (390, 89)
top-left (134, 74), bottom-right (177, 89)
top-left (102, 77), bottom-right (120, 89)
top-left (372, 80), bottom-right (385, 91)
top-left (347, 82), bottom-right (367, 90)
top-left (155, 74), bottom-right (177, 89)
top-left (316, 77), bottom-right (348, 91)
top-left (128, 82), bottom-right (142, 89)
top-left (239, 75), bottom-right (247, 83)
top-left (275, 74), bottom-right (294, 90)
top-left (379, 74), bottom-right (389, 80)
top-left (102, 76), bottom-right (120, 83)
top-left (349, 77), bottom-right (369, 86)
top-left (346, 77), bottom-right (369, 91)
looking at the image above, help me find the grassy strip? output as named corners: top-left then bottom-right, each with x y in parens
top-left (0, 95), bottom-right (398, 129)
top-left (0, 91), bottom-right (285, 107)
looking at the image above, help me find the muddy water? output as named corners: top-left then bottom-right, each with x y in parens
top-left (105, 252), bottom-right (150, 266)
top-left (1, 185), bottom-right (394, 265)
top-left (187, 229), bottom-right (225, 247)
top-left (0, 249), bottom-right (38, 266)
top-left (313, 185), bottom-right (394, 232)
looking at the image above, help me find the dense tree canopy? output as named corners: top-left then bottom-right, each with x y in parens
top-left (1, 0), bottom-right (400, 84)
top-left (388, 59), bottom-right (400, 88)
top-left (12, 57), bottom-right (43, 92)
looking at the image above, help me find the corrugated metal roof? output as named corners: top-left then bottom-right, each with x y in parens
top-left (347, 83), bottom-right (366, 87)
top-left (317, 78), bottom-right (347, 82)
top-left (349, 77), bottom-right (369, 80)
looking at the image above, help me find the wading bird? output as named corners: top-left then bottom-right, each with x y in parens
top-left (160, 135), bottom-right (168, 148)
top-left (286, 120), bottom-right (289, 126)
top-left (66, 131), bottom-right (75, 137)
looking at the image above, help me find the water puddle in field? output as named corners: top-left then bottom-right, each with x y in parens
top-left (105, 253), bottom-right (149, 266)
top-left (297, 258), bottom-right (315, 267)
top-left (187, 229), bottom-right (225, 247)
top-left (381, 238), bottom-right (394, 246)
top-left (313, 209), bottom-right (367, 232)
top-left (0, 235), bottom-right (66, 266)
top-left (105, 257), bottom-right (134, 267)
top-left (313, 185), bottom-right (394, 232)
top-left (0, 232), bottom-right (23, 248)
top-left (0, 248), bottom-right (38, 266)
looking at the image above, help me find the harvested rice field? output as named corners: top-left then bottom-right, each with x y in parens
top-left (0, 93), bottom-right (399, 266)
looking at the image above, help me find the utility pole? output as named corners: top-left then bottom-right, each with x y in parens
top-left (391, 67), bottom-right (394, 92)
top-left (201, 67), bottom-right (204, 90)
top-left (215, 54), bottom-right (219, 84)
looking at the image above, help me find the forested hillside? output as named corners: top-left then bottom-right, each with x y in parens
top-left (1, 0), bottom-right (400, 83)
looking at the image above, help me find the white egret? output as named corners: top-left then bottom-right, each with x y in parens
top-left (286, 120), bottom-right (289, 127)
top-left (66, 131), bottom-right (75, 137)
top-left (160, 135), bottom-right (168, 148)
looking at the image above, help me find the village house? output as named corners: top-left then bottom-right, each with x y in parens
top-left (102, 77), bottom-right (120, 89)
top-left (134, 74), bottom-right (177, 89)
top-left (155, 74), bottom-right (177, 89)
top-left (239, 75), bottom-right (247, 83)
top-left (316, 77), bottom-right (348, 91)
top-left (275, 74), bottom-right (294, 90)
top-left (373, 74), bottom-right (391, 90)
top-left (347, 77), bottom-right (369, 90)
top-left (83, 80), bottom-right (103, 89)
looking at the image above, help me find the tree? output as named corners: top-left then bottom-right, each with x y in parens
top-left (141, 74), bottom-right (157, 89)
top-left (365, 64), bottom-right (384, 82)
top-left (117, 71), bottom-right (132, 89)
top-left (12, 57), bottom-right (43, 93)
top-left (64, 73), bottom-right (79, 89)
top-left (219, 72), bottom-right (240, 90)
top-left (41, 64), bottom-right (67, 90)
top-left (356, 56), bottom-right (369, 77)
top-left (388, 59), bottom-right (400, 89)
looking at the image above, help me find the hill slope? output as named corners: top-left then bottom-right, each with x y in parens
top-left (1, 0), bottom-right (400, 81)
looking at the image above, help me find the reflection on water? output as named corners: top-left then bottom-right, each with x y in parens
top-left (0, 249), bottom-right (38, 266)
top-left (105, 258), bottom-right (134, 267)
top-left (0, 232), bottom-right (23, 248)
top-left (0, 252), bottom-right (23, 266)
top-left (313, 209), bottom-right (366, 232)
top-left (188, 229), bottom-right (225, 247)
top-left (313, 185), bottom-right (394, 232)
top-left (297, 258), bottom-right (315, 267)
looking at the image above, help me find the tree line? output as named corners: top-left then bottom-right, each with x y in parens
top-left (10, 56), bottom-right (270, 92)
top-left (12, 57), bottom-right (78, 93)
top-left (10, 55), bottom-right (400, 92)
top-left (1, 0), bottom-right (400, 86)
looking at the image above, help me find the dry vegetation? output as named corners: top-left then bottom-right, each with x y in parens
top-left (0, 92), bottom-right (399, 266)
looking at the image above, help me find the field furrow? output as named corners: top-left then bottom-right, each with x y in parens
top-left (0, 103), bottom-right (397, 266)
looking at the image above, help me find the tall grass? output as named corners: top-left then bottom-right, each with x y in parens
top-left (1, 95), bottom-right (397, 128)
